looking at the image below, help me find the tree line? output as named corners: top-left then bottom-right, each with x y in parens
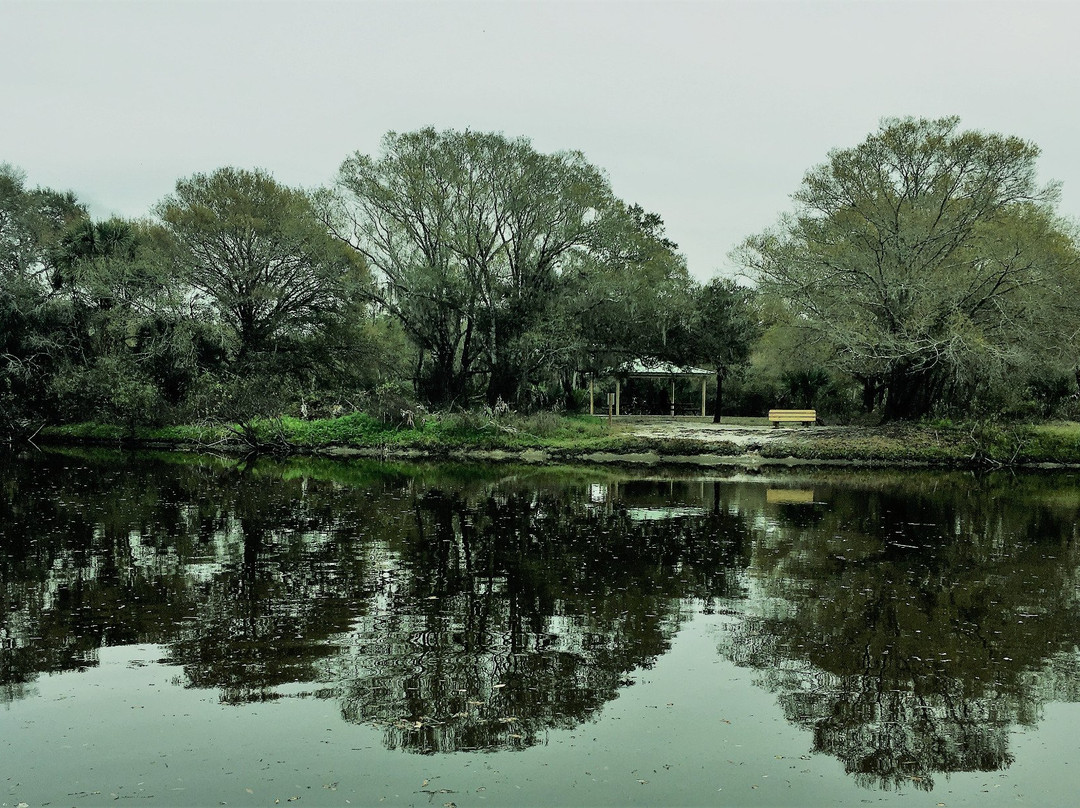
top-left (3, 117), bottom-right (1080, 438)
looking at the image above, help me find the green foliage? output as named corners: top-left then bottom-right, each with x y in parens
top-left (331, 128), bottom-right (616, 406)
top-left (990, 366), bottom-right (1080, 421)
top-left (683, 278), bottom-right (760, 421)
top-left (686, 278), bottom-right (759, 372)
top-left (159, 167), bottom-right (370, 360)
top-left (351, 381), bottom-right (424, 428)
top-left (730, 300), bottom-right (856, 421)
top-left (552, 202), bottom-right (696, 380)
top-left (1, 165), bottom-right (91, 435)
top-left (1, 163), bottom-right (87, 287)
top-left (330, 130), bottom-right (692, 409)
top-left (739, 117), bottom-right (1080, 421)
top-left (11, 121), bottom-right (1080, 438)
top-left (49, 355), bottom-right (166, 433)
top-left (185, 369), bottom-right (303, 448)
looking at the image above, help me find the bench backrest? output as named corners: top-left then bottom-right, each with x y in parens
top-left (768, 409), bottom-right (817, 421)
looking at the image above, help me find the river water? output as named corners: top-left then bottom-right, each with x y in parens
top-left (2, 449), bottom-right (1079, 806)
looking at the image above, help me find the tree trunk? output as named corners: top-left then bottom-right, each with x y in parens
top-left (560, 369), bottom-right (576, 410)
top-left (486, 357), bottom-right (521, 408)
top-left (881, 363), bottom-right (940, 421)
top-left (859, 375), bottom-right (878, 413)
top-left (420, 348), bottom-right (467, 407)
top-left (712, 367), bottom-right (725, 424)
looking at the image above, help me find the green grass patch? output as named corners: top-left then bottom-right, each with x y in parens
top-left (757, 421), bottom-right (1080, 466)
top-left (279, 411), bottom-right (631, 452)
top-left (759, 426), bottom-right (968, 464)
top-left (1014, 422), bottom-right (1080, 463)
top-left (38, 414), bottom-right (1080, 467)
top-left (41, 422), bottom-right (229, 444)
top-left (38, 411), bottom-right (747, 459)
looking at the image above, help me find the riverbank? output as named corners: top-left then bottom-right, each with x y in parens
top-left (30, 414), bottom-right (1080, 469)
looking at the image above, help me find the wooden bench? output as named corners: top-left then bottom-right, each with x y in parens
top-left (768, 409), bottom-right (817, 427)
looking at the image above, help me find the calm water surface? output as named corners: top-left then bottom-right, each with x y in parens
top-left (2, 449), bottom-right (1080, 806)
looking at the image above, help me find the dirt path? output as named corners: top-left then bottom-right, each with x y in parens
top-left (624, 418), bottom-right (838, 448)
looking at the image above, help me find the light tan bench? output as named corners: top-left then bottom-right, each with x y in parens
top-left (768, 409), bottom-right (817, 427)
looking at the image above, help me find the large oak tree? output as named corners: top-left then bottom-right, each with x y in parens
top-left (159, 167), bottom-right (367, 362)
top-left (738, 117), bottom-right (1080, 419)
top-left (330, 128), bottom-right (651, 406)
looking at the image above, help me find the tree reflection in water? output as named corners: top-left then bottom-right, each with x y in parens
top-left (718, 475), bottom-right (1080, 790)
top-left (337, 486), bottom-right (751, 752)
top-left (4, 452), bottom-right (1080, 787)
top-left (0, 452), bottom-right (752, 753)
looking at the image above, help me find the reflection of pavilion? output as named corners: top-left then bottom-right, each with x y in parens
top-left (589, 359), bottom-right (713, 416)
top-left (585, 478), bottom-right (720, 517)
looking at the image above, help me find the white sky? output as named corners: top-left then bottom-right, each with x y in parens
top-left (3, 0), bottom-right (1079, 280)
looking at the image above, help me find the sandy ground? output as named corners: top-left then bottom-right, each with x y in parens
top-left (623, 418), bottom-right (833, 448)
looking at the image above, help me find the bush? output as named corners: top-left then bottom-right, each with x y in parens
top-left (513, 410), bottom-right (562, 438)
top-left (436, 410), bottom-right (497, 436)
top-left (1025, 370), bottom-right (1079, 418)
top-left (355, 382), bottom-right (424, 429)
top-left (50, 356), bottom-right (168, 433)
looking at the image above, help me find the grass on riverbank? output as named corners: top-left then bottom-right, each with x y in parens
top-left (39, 411), bottom-right (741, 457)
top-left (37, 415), bottom-right (1080, 467)
top-left (759, 421), bottom-right (1080, 466)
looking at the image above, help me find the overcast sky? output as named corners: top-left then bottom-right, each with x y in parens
top-left (3, 0), bottom-right (1079, 280)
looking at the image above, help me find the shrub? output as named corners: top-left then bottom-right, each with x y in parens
top-left (355, 382), bottom-right (424, 429)
top-left (514, 410), bottom-right (562, 438)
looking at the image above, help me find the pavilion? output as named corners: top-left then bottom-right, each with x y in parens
top-left (589, 359), bottom-right (713, 416)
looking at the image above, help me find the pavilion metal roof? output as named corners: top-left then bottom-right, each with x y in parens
top-left (615, 359), bottom-right (713, 378)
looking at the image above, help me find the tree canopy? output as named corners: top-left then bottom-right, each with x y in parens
top-left (159, 167), bottom-right (368, 362)
top-left (328, 128), bottom-right (691, 407)
top-left (738, 117), bottom-right (1080, 419)
top-left (684, 278), bottom-right (760, 422)
top-left (1, 166), bottom-right (90, 433)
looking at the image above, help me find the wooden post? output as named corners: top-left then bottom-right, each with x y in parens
top-left (615, 380), bottom-right (621, 416)
top-left (670, 378), bottom-right (675, 416)
top-left (589, 377), bottom-right (595, 415)
top-left (701, 378), bottom-right (706, 417)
